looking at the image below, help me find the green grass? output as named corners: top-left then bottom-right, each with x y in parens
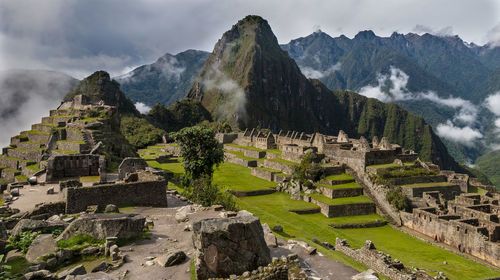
top-left (402, 182), bottom-right (455, 188)
top-left (468, 185), bottom-right (487, 194)
top-left (266, 149), bottom-right (282, 155)
top-left (224, 150), bottom-right (262, 161)
top-left (328, 213), bottom-right (387, 226)
top-left (57, 140), bottom-right (85, 144)
top-left (190, 258), bottom-right (197, 280)
top-left (368, 162), bottom-right (415, 169)
top-left (267, 157), bottom-right (297, 166)
top-left (15, 175), bottom-right (28, 182)
top-left (56, 256), bottom-right (109, 274)
top-left (237, 193), bottom-right (500, 280)
top-left (26, 163), bottom-right (41, 172)
top-left (57, 234), bottom-right (104, 249)
top-left (118, 206), bottom-right (136, 213)
top-left (52, 149), bottom-right (79, 155)
top-left (0, 194), bottom-right (3, 207)
top-left (38, 122), bottom-right (58, 127)
top-left (147, 157), bottom-right (184, 176)
top-left (324, 173), bottom-right (354, 181)
top-left (25, 130), bottom-right (50, 135)
top-left (309, 194), bottom-right (373, 205)
top-left (0, 155), bottom-right (30, 162)
top-left (213, 162), bottom-right (276, 192)
top-left (5, 256), bottom-right (30, 275)
top-left (80, 176), bottom-right (100, 183)
top-left (254, 166), bottom-right (283, 173)
top-left (76, 117), bottom-right (103, 123)
top-left (3, 167), bottom-right (20, 174)
top-left (317, 182), bottom-right (362, 190)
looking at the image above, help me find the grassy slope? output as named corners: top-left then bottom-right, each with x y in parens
top-left (142, 153), bottom-right (500, 279)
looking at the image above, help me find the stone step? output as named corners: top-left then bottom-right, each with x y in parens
top-left (10, 135), bottom-right (29, 146)
top-left (308, 194), bottom-right (376, 218)
top-left (56, 140), bottom-right (89, 153)
top-left (318, 183), bottom-right (364, 199)
top-left (32, 123), bottom-right (60, 133)
top-left (5, 147), bottom-right (43, 162)
top-left (41, 115), bottom-right (76, 124)
top-left (385, 175), bottom-right (448, 186)
top-left (0, 166), bottom-right (22, 181)
top-left (49, 109), bottom-right (84, 117)
top-left (321, 173), bottom-right (355, 186)
top-left (21, 130), bottom-right (51, 144)
top-left (401, 182), bottom-right (461, 200)
top-left (16, 141), bottom-right (44, 150)
top-left (0, 155), bottom-right (36, 170)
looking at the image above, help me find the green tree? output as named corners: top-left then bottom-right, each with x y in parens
top-left (386, 186), bottom-right (412, 212)
top-left (292, 151), bottom-right (324, 186)
top-left (172, 126), bottom-right (224, 180)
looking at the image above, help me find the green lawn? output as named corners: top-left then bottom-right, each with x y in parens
top-left (324, 173), bottom-right (354, 181)
top-left (27, 163), bottom-right (41, 172)
top-left (402, 182), bottom-right (455, 188)
top-left (213, 162), bottom-right (276, 192)
top-left (146, 158), bottom-right (185, 176)
top-left (468, 185), bottom-right (487, 194)
top-left (224, 150), bottom-right (262, 161)
top-left (368, 162), bottom-right (415, 169)
top-left (237, 193), bottom-right (500, 280)
top-left (267, 157), bottom-right (297, 166)
top-left (80, 176), bottom-right (100, 183)
top-left (309, 194), bottom-right (373, 205)
top-left (328, 213), bottom-right (387, 226)
top-left (318, 182), bottom-right (362, 190)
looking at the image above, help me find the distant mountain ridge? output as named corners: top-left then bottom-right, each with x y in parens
top-left (184, 15), bottom-right (460, 170)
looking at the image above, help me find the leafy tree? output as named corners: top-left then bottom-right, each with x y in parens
top-left (120, 115), bottom-right (166, 149)
top-left (173, 126), bottom-right (224, 180)
top-left (386, 186), bottom-right (412, 212)
top-left (182, 175), bottom-right (237, 211)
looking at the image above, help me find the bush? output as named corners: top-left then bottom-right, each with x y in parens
top-left (386, 186), bottom-right (412, 212)
top-left (183, 176), bottom-right (237, 211)
top-left (6, 231), bottom-right (38, 254)
top-left (292, 152), bottom-right (324, 183)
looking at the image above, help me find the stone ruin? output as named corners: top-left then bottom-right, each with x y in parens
top-left (192, 214), bottom-right (271, 279)
top-left (46, 154), bottom-right (106, 183)
top-left (335, 239), bottom-right (434, 280)
top-left (404, 192), bottom-right (500, 267)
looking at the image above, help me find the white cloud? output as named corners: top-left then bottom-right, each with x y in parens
top-left (359, 66), bottom-right (412, 102)
top-left (436, 121), bottom-right (483, 147)
top-left (134, 102), bottom-right (151, 114)
top-left (301, 63), bottom-right (341, 79)
top-left (485, 91), bottom-right (500, 116)
top-left (487, 22), bottom-right (500, 48)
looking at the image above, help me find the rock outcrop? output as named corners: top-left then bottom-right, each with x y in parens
top-left (192, 214), bottom-right (271, 279)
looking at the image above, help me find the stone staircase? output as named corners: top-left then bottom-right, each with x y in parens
top-left (0, 109), bottom-right (96, 184)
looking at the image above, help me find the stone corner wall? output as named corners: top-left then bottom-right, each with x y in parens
top-left (64, 179), bottom-right (167, 213)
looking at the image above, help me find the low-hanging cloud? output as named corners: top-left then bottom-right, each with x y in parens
top-left (0, 70), bottom-right (76, 147)
top-left (201, 62), bottom-right (247, 122)
top-left (301, 62), bottom-right (341, 79)
top-left (484, 91), bottom-right (500, 132)
top-left (359, 66), bottom-right (482, 145)
top-left (487, 22), bottom-right (500, 48)
top-left (134, 102), bottom-right (151, 114)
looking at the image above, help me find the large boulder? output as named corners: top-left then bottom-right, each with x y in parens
top-left (192, 214), bottom-right (271, 280)
top-left (10, 219), bottom-right (66, 236)
top-left (25, 234), bottom-right (58, 263)
top-left (156, 250), bottom-right (187, 267)
top-left (56, 213), bottom-right (145, 241)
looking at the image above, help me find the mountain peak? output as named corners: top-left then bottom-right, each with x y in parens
top-left (354, 30), bottom-right (376, 40)
top-left (64, 70), bottom-right (138, 114)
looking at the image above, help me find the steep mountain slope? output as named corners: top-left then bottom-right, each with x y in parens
top-left (0, 69), bottom-right (78, 147)
top-left (117, 50), bottom-right (209, 107)
top-left (186, 15), bottom-right (460, 170)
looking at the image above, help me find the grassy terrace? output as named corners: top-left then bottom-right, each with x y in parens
top-left (367, 162), bottom-right (415, 169)
top-left (24, 130), bottom-right (50, 135)
top-left (317, 182), bottom-right (362, 190)
top-left (324, 173), bottom-right (354, 181)
top-left (213, 162), bottom-right (276, 192)
top-left (140, 150), bottom-right (500, 279)
top-left (147, 157), bottom-right (185, 176)
top-left (0, 155), bottom-right (31, 162)
top-left (15, 175), bottom-right (28, 182)
top-left (267, 157), bottom-right (297, 166)
top-left (27, 163), bottom-right (41, 172)
top-left (309, 193), bottom-right (373, 205)
top-left (254, 166), bottom-right (287, 176)
top-left (225, 143), bottom-right (282, 155)
top-left (52, 149), bottom-right (79, 155)
top-left (402, 182), bottom-right (456, 188)
top-left (224, 150), bottom-right (262, 161)
top-left (238, 193), bottom-right (500, 279)
top-left (57, 140), bottom-right (85, 144)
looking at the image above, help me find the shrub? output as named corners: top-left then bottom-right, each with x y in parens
top-left (183, 175), bottom-right (237, 211)
top-left (292, 152), bottom-right (324, 183)
top-left (6, 231), bottom-right (38, 254)
top-left (386, 186), bottom-right (412, 212)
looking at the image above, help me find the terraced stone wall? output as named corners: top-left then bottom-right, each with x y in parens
top-left (46, 154), bottom-right (105, 182)
top-left (64, 179), bottom-right (168, 213)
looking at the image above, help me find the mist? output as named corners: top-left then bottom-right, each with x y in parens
top-left (0, 70), bottom-right (77, 147)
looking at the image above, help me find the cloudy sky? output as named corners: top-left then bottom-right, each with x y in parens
top-left (1, 0), bottom-right (499, 79)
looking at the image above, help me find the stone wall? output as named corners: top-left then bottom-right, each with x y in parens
top-left (409, 208), bottom-right (500, 267)
top-left (309, 197), bottom-right (375, 218)
top-left (165, 145), bottom-right (181, 157)
top-left (401, 185), bottom-right (460, 200)
top-left (64, 179), bottom-right (167, 213)
top-left (215, 133), bottom-right (238, 144)
top-left (243, 150), bottom-right (266, 159)
top-left (262, 160), bottom-right (294, 174)
top-left (319, 186), bottom-right (363, 199)
top-left (251, 168), bottom-right (274, 182)
top-left (385, 175), bottom-right (447, 186)
top-left (27, 201), bottom-right (66, 220)
top-left (335, 239), bottom-right (424, 280)
top-left (227, 157), bottom-right (258, 168)
top-left (118, 157), bottom-right (148, 180)
top-left (46, 154), bottom-right (105, 182)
